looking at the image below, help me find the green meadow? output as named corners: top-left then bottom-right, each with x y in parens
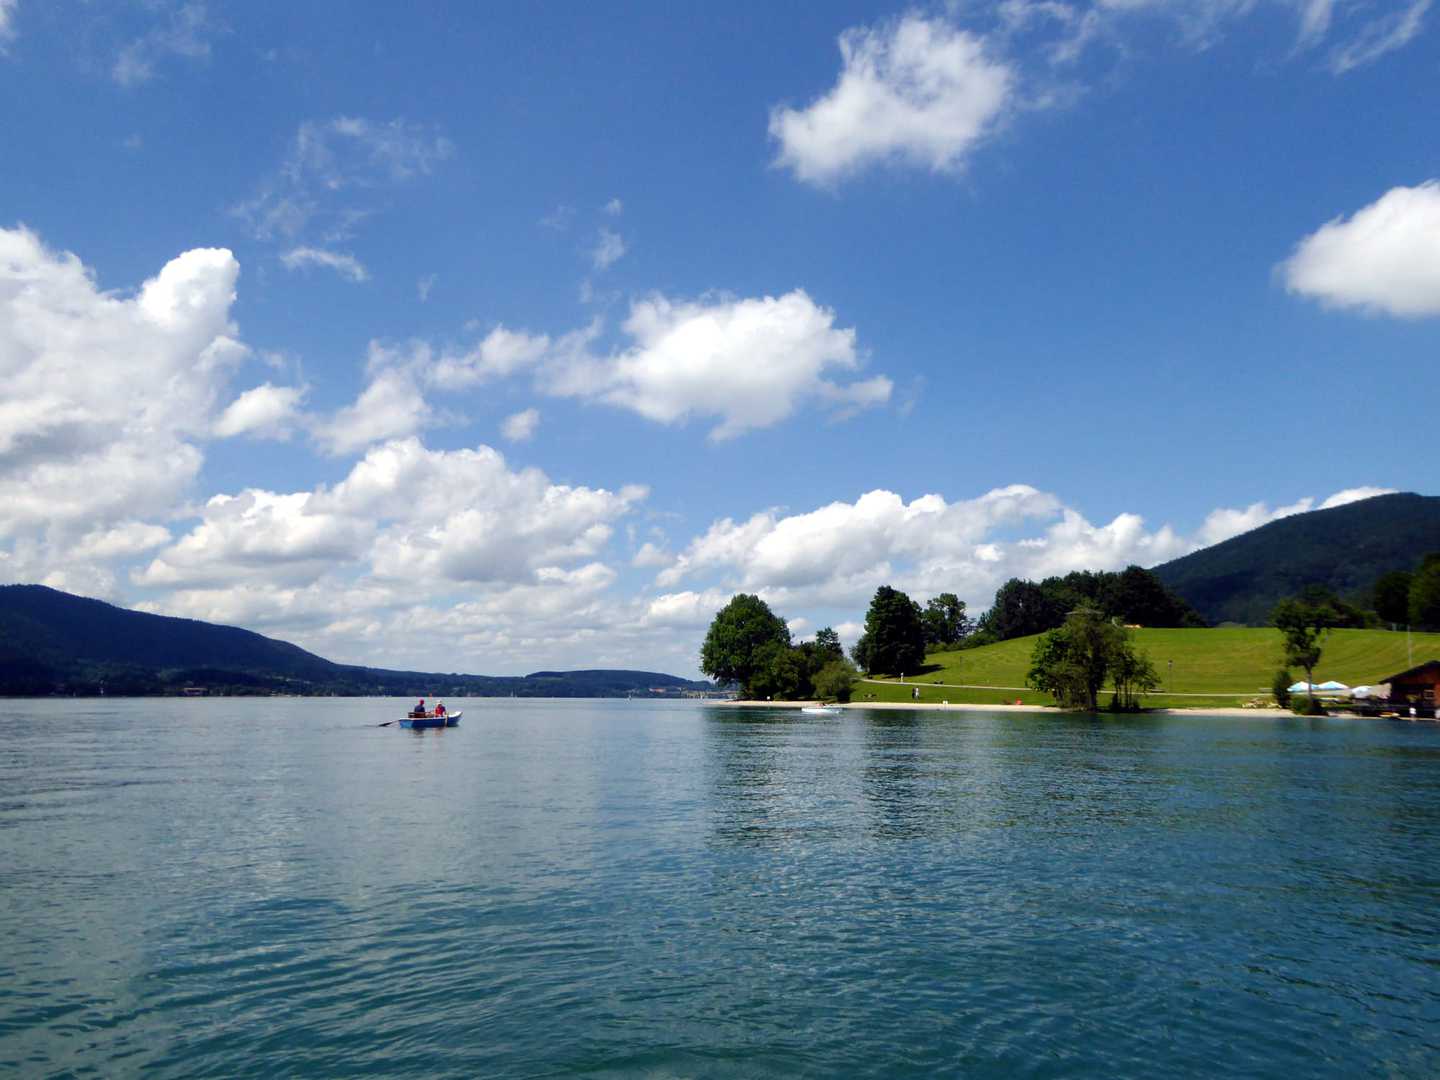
top-left (857, 627), bottom-right (1440, 710)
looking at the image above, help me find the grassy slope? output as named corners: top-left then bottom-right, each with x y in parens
top-left (857, 627), bottom-right (1440, 709)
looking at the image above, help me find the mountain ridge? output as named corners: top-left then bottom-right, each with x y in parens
top-left (0, 584), bottom-right (713, 697)
top-left (1152, 492), bottom-right (1440, 625)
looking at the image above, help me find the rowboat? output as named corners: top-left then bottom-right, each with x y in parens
top-left (801, 705), bottom-right (841, 714)
top-left (398, 710), bottom-right (462, 729)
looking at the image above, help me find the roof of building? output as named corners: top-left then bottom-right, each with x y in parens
top-left (1377, 659), bottom-right (1440, 684)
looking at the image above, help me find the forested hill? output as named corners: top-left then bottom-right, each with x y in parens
top-left (1152, 492), bottom-right (1440, 626)
top-left (0, 585), bottom-right (712, 697)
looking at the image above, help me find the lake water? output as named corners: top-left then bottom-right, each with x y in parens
top-left (2, 698), bottom-right (1438, 1078)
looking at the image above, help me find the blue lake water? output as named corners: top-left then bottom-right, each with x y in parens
top-left (2, 698), bottom-right (1438, 1078)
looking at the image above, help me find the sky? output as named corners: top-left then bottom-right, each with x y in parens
top-left (0, 0), bottom-right (1436, 677)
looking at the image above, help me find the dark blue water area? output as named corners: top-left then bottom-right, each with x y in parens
top-left (1, 699), bottom-right (1438, 1078)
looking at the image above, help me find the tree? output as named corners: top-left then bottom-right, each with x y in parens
top-left (813, 627), bottom-right (845, 663)
top-left (859, 586), bottom-right (927, 675)
top-left (1272, 596), bottom-right (1333, 710)
top-left (747, 640), bottom-right (811, 700)
top-left (1410, 563), bottom-right (1440, 631)
top-left (700, 594), bottom-right (791, 696)
top-left (981, 579), bottom-right (1064, 641)
top-left (1025, 606), bottom-right (1154, 711)
top-left (813, 658), bottom-right (859, 703)
top-left (1374, 571), bottom-right (1414, 626)
top-left (922, 593), bottom-right (971, 648)
top-left (1272, 668), bottom-right (1293, 708)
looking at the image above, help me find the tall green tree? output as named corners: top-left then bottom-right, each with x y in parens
top-left (1272, 596), bottom-right (1333, 709)
top-left (813, 627), bottom-right (845, 663)
top-left (700, 594), bottom-right (791, 695)
top-left (1026, 606), bottom-right (1154, 711)
top-left (1410, 563), bottom-right (1440, 631)
top-left (922, 593), bottom-right (971, 647)
top-left (1373, 570), bottom-right (1414, 626)
top-left (860, 586), bottom-right (927, 675)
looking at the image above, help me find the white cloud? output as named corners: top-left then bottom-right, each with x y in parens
top-left (132, 438), bottom-right (650, 669)
top-left (1281, 182), bottom-right (1440, 317)
top-left (545, 290), bottom-right (891, 439)
top-left (604, 198), bottom-right (623, 216)
top-left (69, 522), bottom-right (172, 561)
top-left (281, 247), bottom-right (368, 282)
top-left (651, 482), bottom-right (1397, 628)
top-left (213, 382), bottom-right (306, 439)
top-left (424, 326), bottom-right (551, 390)
top-left (0, 227), bottom-right (241, 540)
top-left (417, 273), bottom-right (436, 302)
top-left (136, 489), bottom-right (373, 588)
top-left (1319, 485), bottom-right (1396, 509)
top-left (591, 227), bottom-right (627, 270)
top-left (112, 1), bottom-right (218, 87)
top-left (500, 408), bottom-right (540, 443)
top-left (632, 541), bottom-right (672, 569)
top-left (1330, 0), bottom-right (1430, 72)
top-left (311, 367), bottom-right (429, 456)
top-left (769, 14), bottom-right (1014, 185)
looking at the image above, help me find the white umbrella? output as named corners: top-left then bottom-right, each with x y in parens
top-left (1287, 681), bottom-right (1314, 693)
top-left (1317, 680), bottom-right (1350, 692)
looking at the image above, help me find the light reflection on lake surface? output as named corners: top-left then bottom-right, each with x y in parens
top-left (2, 698), bottom-right (1438, 1077)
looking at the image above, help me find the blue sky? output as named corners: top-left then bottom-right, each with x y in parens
top-left (1, 1), bottom-right (1435, 675)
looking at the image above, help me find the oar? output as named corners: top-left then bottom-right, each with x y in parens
top-left (377, 718), bottom-right (399, 727)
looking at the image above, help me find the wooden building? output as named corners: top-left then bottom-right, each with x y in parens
top-left (1380, 660), bottom-right (1440, 707)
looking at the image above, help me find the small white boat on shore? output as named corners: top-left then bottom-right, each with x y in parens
top-left (801, 705), bottom-right (842, 714)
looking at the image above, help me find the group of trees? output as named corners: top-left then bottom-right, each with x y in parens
top-left (1372, 553), bottom-right (1440, 631)
top-left (700, 585), bottom-right (975, 697)
top-left (699, 595), bottom-right (858, 701)
top-left (1025, 607), bottom-right (1159, 711)
top-left (979, 566), bottom-right (1205, 642)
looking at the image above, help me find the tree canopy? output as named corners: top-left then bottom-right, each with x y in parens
top-left (979, 566), bottom-right (1202, 642)
top-left (699, 594), bottom-right (791, 695)
top-left (856, 586), bottom-right (927, 675)
top-left (1272, 595), bottom-right (1334, 708)
top-left (922, 593), bottom-right (972, 648)
top-left (1025, 607), bottom-right (1157, 711)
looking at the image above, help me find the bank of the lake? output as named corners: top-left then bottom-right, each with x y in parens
top-left (4, 697), bottom-right (1438, 1078)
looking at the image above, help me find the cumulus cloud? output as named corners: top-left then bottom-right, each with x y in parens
top-left (1319, 485), bottom-right (1395, 509)
top-left (648, 482), bottom-right (1398, 632)
top-left (769, 14), bottom-right (1014, 185)
top-left (1281, 182), bottom-right (1440, 317)
top-left (545, 290), bottom-right (891, 439)
top-left (604, 198), bottom-right (623, 216)
top-left (423, 326), bottom-right (552, 390)
top-left (213, 382), bottom-right (306, 439)
top-left (310, 367), bottom-right (429, 457)
top-left (280, 246), bottom-right (369, 282)
top-left (501, 407), bottom-right (540, 443)
top-left (132, 438), bottom-right (652, 671)
top-left (0, 226), bottom-right (241, 539)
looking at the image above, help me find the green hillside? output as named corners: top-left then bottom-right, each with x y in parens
top-left (1152, 492), bottom-right (1440, 625)
top-left (859, 627), bottom-right (1440, 708)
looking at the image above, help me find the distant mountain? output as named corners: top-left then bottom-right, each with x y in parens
top-left (0, 585), bottom-right (714, 697)
top-left (1153, 492), bottom-right (1440, 626)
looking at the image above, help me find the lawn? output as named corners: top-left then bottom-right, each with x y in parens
top-left (859, 626), bottom-right (1440, 707)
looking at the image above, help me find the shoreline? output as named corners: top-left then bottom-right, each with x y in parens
top-left (716, 699), bottom-right (1298, 717)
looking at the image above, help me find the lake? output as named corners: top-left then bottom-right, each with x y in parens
top-left (2, 698), bottom-right (1438, 1078)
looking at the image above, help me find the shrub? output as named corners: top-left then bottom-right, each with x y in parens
top-left (1271, 669), bottom-right (1292, 708)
